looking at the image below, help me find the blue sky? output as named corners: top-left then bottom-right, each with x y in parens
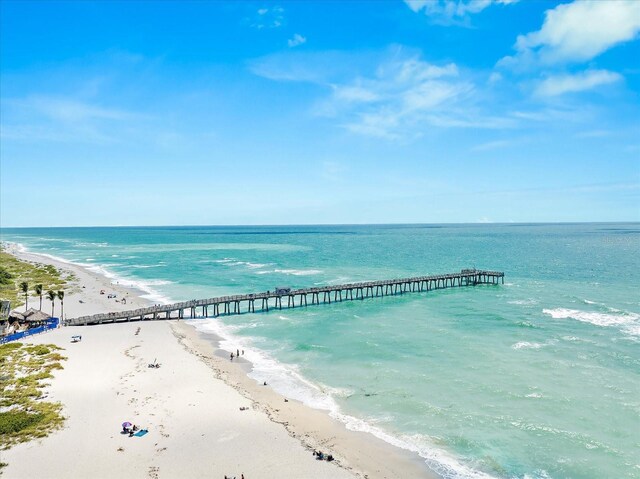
top-left (1, 0), bottom-right (639, 226)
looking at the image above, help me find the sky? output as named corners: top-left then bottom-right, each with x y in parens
top-left (1, 0), bottom-right (639, 227)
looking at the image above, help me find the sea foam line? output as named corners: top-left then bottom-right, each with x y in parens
top-left (190, 317), bottom-right (500, 479)
top-left (511, 341), bottom-right (544, 350)
top-left (256, 268), bottom-right (322, 276)
top-left (6, 242), bottom-right (174, 306)
top-left (543, 307), bottom-right (640, 337)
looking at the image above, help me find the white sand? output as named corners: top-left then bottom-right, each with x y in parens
top-left (1, 245), bottom-right (435, 479)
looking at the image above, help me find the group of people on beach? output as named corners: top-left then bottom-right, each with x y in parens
top-left (230, 348), bottom-right (244, 361)
top-left (122, 424), bottom-right (139, 436)
top-left (313, 450), bottom-right (334, 462)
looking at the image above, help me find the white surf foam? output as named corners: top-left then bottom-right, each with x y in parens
top-left (212, 258), bottom-right (234, 263)
top-left (225, 260), bottom-right (269, 269)
top-left (508, 299), bottom-right (538, 306)
top-left (128, 264), bottom-right (166, 269)
top-left (511, 341), bottom-right (544, 350)
top-left (256, 268), bottom-right (322, 276)
top-left (9, 243), bottom-right (175, 306)
top-left (543, 307), bottom-right (640, 337)
top-left (275, 268), bottom-right (322, 276)
top-left (190, 318), bottom-right (500, 479)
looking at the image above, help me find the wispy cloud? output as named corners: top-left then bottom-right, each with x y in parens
top-left (1, 94), bottom-right (145, 144)
top-left (534, 70), bottom-right (623, 97)
top-left (252, 48), bottom-right (518, 139)
top-left (331, 58), bottom-right (479, 138)
top-left (405, 0), bottom-right (518, 25)
top-left (287, 33), bottom-right (306, 48)
top-left (250, 6), bottom-right (284, 29)
top-left (499, 0), bottom-right (640, 69)
top-left (10, 95), bottom-right (137, 122)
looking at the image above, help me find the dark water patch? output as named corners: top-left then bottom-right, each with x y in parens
top-left (513, 321), bottom-right (541, 329)
top-left (190, 231), bottom-right (358, 235)
top-left (595, 229), bottom-right (640, 234)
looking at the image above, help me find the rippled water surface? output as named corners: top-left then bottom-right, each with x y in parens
top-left (2, 224), bottom-right (639, 479)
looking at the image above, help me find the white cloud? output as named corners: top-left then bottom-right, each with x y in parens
top-left (327, 57), bottom-right (479, 138)
top-left (252, 49), bottom-right (517, 139)
top-left (287, 33), bottom-right (306, 48)
top-left (251, 6), bottom-right (284, 29)
top-left (488, 72), bottom-right (503, 84)
top-left (332, 85), bottom-right (379, 103)
top-left (535, 69), bottom-right (622, 97)
top-left (249, 50), bottom-right (364, 83)
top-left (500, 0), bottom-right (640, 68)
top-left (343, 113), bottom-right (402, 140)
top-left (405, 0), bottom-right (517, 24)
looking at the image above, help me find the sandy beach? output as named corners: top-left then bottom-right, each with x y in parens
top-left (1, 245), bottom-right (435, 479)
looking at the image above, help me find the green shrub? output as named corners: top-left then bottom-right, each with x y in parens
top-left (0, 343), bottom-right (66, 450)
top-left (0, 411), bottom-right (44, 435)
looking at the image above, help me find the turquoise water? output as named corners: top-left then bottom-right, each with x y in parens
top-left (1, 224), bottom-right (639, 478)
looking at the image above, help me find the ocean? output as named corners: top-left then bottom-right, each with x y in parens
top-left (1, 223), bottom-right (638, 479)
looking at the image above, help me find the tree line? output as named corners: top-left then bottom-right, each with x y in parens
top-left (18, 281), bottom-right (65, 319)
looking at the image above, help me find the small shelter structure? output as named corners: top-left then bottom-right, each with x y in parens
top-left (4, 308), bottom-right (52, 335)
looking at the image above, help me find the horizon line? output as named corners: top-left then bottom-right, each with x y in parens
top-left (1, 220), bottom-right (639, 229)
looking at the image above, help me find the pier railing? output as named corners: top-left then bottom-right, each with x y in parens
top-left (66, 269), bottom-right (504, 326)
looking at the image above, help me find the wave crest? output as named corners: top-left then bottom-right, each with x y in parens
top-left (543, 308), bottom-right (640, 337)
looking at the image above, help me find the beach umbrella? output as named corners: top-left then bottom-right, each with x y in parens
top-left (122, 421), bottom-right (132, 428)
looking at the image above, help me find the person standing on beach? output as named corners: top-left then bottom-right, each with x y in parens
top-left (230, 352), bottom-right (234, 361)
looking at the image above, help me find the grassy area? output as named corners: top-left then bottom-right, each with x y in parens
top-left (0, 246), bottom-right (73, 309)
top-left (0, 342), bottom-right (67, 451)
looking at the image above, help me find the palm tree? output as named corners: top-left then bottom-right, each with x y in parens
top-left (20, 281), bottom-right (29, 310)
top-left (35, 284), bottom-right (43, 310)
top-left (47, 290), bottom-right (56, 317)
top-left (57, 291), bottom-right (65, 320)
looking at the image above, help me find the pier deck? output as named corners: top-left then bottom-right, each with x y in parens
top-left (66, 269), bottom-right (504, 326)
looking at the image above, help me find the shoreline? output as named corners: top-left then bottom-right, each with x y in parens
top-left (1, 243), bottom-right (437, 479)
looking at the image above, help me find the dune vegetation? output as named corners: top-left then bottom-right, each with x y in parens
top-left (0, 342), bottom-right (67, 454)
top-left (0, 247), bottom-right (72, 309)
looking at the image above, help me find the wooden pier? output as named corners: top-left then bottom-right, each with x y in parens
top-left (65, 269), bottom-right (504, 326)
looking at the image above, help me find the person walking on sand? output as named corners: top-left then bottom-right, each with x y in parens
top-left (237, 349), bottom-right (240, 357)
top-left (230, 352), bottom-right (234, 361)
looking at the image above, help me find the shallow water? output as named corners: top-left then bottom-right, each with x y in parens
top-left (2, 224), bottom-right (639, 478)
